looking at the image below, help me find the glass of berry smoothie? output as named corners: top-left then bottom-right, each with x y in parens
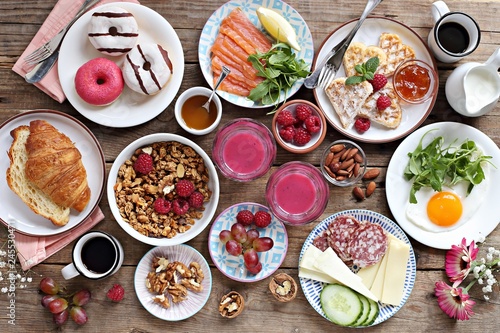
top-left (265, 161), bottom-right (329, 225)
top-left (212, 118), bottom-right (276, 182)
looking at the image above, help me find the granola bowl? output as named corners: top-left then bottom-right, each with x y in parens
top-left (107, 133), bottom-right (220, 246)
top-left (134, 244), bottom-right (212, 321)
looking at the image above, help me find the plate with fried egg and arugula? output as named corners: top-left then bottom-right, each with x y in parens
top-left (386, 122), bottom-right (500, 249)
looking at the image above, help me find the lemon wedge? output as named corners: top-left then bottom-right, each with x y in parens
top-left (256, 7), bottom-right (301, 51)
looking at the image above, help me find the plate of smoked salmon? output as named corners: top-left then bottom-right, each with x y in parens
top-left (198, 0), bottom-right (314, 109)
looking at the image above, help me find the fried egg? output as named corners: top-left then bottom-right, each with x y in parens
top-left (405, 175), bottom-right (489, 232)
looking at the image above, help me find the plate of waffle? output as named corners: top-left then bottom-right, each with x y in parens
top-left (313, 17), bottom-right (438, 143)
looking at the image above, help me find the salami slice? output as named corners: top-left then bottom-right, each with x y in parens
top-left (347, 222), bottom-right (388, 268)
top-left (326, 215), bottom-right (361, 262)
top-left (312, 231), bottom-right (329, 252)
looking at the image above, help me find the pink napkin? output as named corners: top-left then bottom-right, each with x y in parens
top-left (12, 0), bottom-right (140, 103)
top-left (15, 207), bottom-right (104, 271)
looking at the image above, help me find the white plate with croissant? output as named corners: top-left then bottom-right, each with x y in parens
top-left (0, 110), bottom-right (106, 236)
top-left (313, 17), bottom-right (438, 143)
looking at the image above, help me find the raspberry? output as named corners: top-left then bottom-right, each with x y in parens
top-left (153, 198), bottom-right (172, 214)
top-left (188, 191), bottom-right (204, 209)
top-left (368, 74), bottom-right (388, 92)
top-left (106, 284), bottom-right (124, 302)
top-left (295, 104), bottom-right (313, 121)
top-left (354, 117), bottom-right (371, 134)
top-left (293, 127), bottom-right (311, 145)
top-left (176, 180), bottom-right (195, 198)
top-left (278, 125), bottom-right (296, 142)
top-left (276, 110), bottom-right (295, 127)
top-left (133, 153), bottom-right (153, 174)
top-left (376, 95), bottom-right (392, 110)
top-left (254, 211), bottom-right (272, 228)
top-left (304, 115), bottom-right (321, 134)
top-left (236, 210), bottom-right (254, 226)
top-left (172, 198), bottom-right (190, 215)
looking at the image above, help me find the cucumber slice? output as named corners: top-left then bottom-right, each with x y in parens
top-left (351, 294), bottom-right (370, 327)
top-left (320, 284), bottom-right (363, 326)
top-left (362, 298), bottom-right (380, 326)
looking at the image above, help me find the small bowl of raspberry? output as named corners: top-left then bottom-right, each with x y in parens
top-left (271, 100), bottom-right (327, 154)
top-left (320, 140), bottom-right (367, 187)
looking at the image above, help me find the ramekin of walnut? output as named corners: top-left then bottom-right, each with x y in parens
top-left (107, 134), bottom-right (220, 246)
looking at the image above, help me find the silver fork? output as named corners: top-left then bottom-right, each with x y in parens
top-left (24, 0), bottom-right (100, 66)
top-left (305, 0), bottom-right (383, 89)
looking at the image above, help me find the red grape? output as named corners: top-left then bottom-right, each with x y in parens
top-left (225, 239), bottom-right (243, 256)
top-left (41, 295), bottom-right (60, 308)
top-left (219, 230), bottom-right (232, 244)
top-left (230, 223), bottom-right (247, 243)
top-left (243, 228), bottom-right (260, 249)
top-left (40, 277), bottom-right (60, 295)
top-left (53, 309), bottom-right (69, 326)
top-left (70, 306), bottom-right (88, 325)
top-left (48, 298), bottom-right (68, 314)
top-left (253, 237), bottom-right (274, 252)
top-left (243, 249), bottom-right (259, 268)
top-left (72, 289), bottom-right (91, 307)
top-left (246, 261), bottom-right (262, 275)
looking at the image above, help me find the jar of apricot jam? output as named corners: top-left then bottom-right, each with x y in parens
top-left (393, 59), bottom-right (438, 104)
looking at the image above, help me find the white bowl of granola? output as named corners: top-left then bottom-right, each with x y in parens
top-left (107, 133), bottom-right (220, 246)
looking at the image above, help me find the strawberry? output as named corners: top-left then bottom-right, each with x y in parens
top-left (106, 284), bottom-right (124, 302)
top-left (304, 115), bottom-right (321, 134)
top-left (176, 180), bottom-right (195, 198)
top-left (254, 211), bottom-right (272, 228)
top-left (293, 127), bottom-right (311, 145)
top-left (368, 73), bottom-right (388, 92)
top-left (276, 110), bottom-right (295, 127)
top-left (236, 210), bottom-right (254, 226)
top-left (278, 125), bottom-right (296, 142)
top-left (354, 117), bottom-right (371, 134)
top-left (376, 95), bottom-right (392, 110)
top-left (133, 153), bottom-right (153, 174)
top-left (295, 104), bottom-right (313, 121)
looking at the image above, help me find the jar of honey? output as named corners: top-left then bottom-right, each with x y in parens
top-left (393, 59), bottom-right (438, 104)
top-left (175, 87), bottom-right (222, 135)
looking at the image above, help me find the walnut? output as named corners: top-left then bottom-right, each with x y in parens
top-left (269, 273), bottom-right (297, 302)
top-left (219, 291), bottom-right (244, 318)
top-left (152, 293), bottom-right (170, 308)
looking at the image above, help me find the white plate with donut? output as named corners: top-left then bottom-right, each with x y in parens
top-left (59, 2), bottom-right (184, 128)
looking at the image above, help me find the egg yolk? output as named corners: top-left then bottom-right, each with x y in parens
top-left (427, 191), bottom-right (463, 226)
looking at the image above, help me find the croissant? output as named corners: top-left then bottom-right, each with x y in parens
top-left (24, 120), bottom-right (91, 212)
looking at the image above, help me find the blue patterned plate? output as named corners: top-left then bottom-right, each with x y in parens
top-left (208, 202), bottom-right (288, 282)
top-left (299, 209), bottom-right (416, 326)
top-left (198, 0), bottom-right (314, 108)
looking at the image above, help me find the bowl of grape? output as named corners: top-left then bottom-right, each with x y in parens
top-left (208, 202), bottom-right (288, 282)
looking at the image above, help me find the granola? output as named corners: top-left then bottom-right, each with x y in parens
top-left (114, 141), bottom-right (212, 238)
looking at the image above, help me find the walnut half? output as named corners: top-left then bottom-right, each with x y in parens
top-left (219, 291), bottom-right (244, 318)
top-left (269, 273), bottom-right (298, 302)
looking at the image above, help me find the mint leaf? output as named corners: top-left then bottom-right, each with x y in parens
top-left (365, 57), bottom-right (380, 73)
top-left (345, 76), bottom-right (364, 85)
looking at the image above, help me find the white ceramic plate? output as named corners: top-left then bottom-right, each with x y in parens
top-left (208, 202), bottom-right (288, 282)
top-left (198, 0), bottom-right (314, 108)
top-left (0, 110), bottom-right (105, 236)
top-left (386, 122), bottom-right (500, 249)
top-left (313, 17), bottom-right (437, 143)
top-left (299, 209), bottom-right (416, 327)
top-left (59, 2), bottom-right (184, 128)
top-left (134, 244), bottom-right (212, 321)
top-left (107, 133), bottom-right (220, 246)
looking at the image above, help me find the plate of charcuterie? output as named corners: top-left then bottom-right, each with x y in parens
top-left (299, 209), bottom-right (416, 327)
top-left (198, 0), bottom-right (314, 108)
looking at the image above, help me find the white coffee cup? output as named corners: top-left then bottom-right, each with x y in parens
top-left (61, 231), bottom-right (124, 280)
top-left (427, 1), bottom-right (481, 63)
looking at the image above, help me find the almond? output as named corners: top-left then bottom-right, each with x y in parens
top-left (339, 158), bottom-right (354, 170)
top-left (346, 148), bottom-right (359, 160)
top-left (366, 181), bottom-right (376, 197)
top-left (354, 153), bottom-right (364, 163)
top-left (352, 187), bottom-right (365, 201)
top-left (362, 168), bottom-right (380, 180)
top-left (330, 144), bottom-right (345, 153)
top-left (325, 152), bottom-right (334, 166)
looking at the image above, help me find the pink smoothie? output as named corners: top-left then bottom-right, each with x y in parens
top-left (222, 131), bottom-right (266, 174)
top-left (274, 173), bottom-right (316, 215)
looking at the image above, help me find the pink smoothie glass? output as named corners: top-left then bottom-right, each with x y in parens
top-left (212, 118), bottom-right (277, 182)
top-left (265, 161), bottom-right (329, 225)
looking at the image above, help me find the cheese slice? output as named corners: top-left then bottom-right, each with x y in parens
top-left (356, 258), bottom-right (383, 290)
top-left (313, 247), bottom-right (378, 302)
top-left (299, 245), bottom-right (325, 272)
top-left (380, 236), bottom-right (410, 306)
top-left (298, 267), bottom-right (338, 284)
top-left (369, 246), bottom-right (389, 300)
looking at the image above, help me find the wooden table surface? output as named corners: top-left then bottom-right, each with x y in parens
top-left (1, 0), bottom-right (499, 332)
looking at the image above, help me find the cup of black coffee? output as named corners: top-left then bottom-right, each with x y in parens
top-left (61, 231), bottom-right (124, 280)
top-left (427, 1), bottom-right (480, 63)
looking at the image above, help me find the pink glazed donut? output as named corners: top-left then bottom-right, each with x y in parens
top-left (75, 58), bottom-right (124, 106)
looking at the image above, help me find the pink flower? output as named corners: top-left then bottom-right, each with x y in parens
top-left (435, 281), bottom-right (476, 321)
top-left (445, 238), bottom-right (479, 285)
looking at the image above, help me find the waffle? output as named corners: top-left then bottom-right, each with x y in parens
top-left (325, 78), bottom-right (373, 129)
top-left (378, 33), bottom-right (416, 76)
top-left (359, 85), bottom-right (402, 128)
top-left (343, 42), bottom-right (387, 77)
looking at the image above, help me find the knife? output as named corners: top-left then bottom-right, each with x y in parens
top-left (25, 48), bottom-right (59, 84)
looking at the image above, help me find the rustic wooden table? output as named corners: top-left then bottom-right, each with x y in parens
top-left (1, 0), bottom-right (499, 332)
